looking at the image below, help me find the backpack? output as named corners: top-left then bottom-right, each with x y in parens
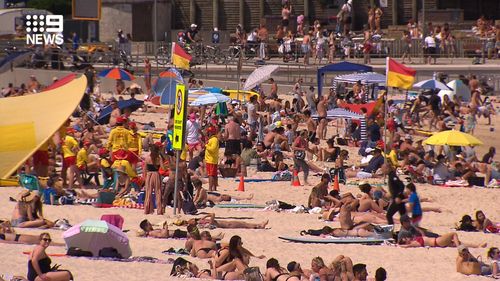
top-left (181, 192), bottom-right (197, 215)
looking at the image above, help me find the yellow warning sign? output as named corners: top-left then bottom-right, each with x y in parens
top-left (172, 84), bottom-right (187, 151)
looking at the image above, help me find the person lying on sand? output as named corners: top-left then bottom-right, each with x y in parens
top-left (189, 229), bottom-right (217, 259)
top-left (186, 213), bottom-right (269, 229)
top-left (323, 203), bottom-right (388, 230)
top-left (398, 231), bottom-right (487, 248)
top-left (264, 258), bottom-right (300, 281)
top-left (170, 257), bottom-right (214, 279)
top-left (321, 226), bottom-right (380, 238)
top-left (0, 221), bottom-right (64, 246)
top-left (138, 219), bottom-right (187, 239)
top-left (11, 191), bottom-right (54, 229)
top-left (192, 179), bottom-right (253, 207)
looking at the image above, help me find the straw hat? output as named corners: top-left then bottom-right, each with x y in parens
top-left (17, 190), bottom-right (41, 202)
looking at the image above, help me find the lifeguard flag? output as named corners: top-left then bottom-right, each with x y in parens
top-left (386, 57), bottom-right (416, 90)
top-left (171, 43), bottom-right (191, 70)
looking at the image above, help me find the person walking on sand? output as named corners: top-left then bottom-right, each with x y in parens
top-left (292, 130), bottom-right (310, 185)
top-left (61, 128), bottom-right (81, 189)
top-left (144, 58), bottom-right (151, 95)
top-left (205, 127), bottom-right (219, 191)
top-left (383, 164), bottom-right (406, 225)
top-left (144, 143), bottom-right (165, 215)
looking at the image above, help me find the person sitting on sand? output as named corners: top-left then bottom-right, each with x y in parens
top-left (319, 138), bottom-right (339, 162)
top-left (264, 258), bottom-right (300, 281)
top-left (353, 263), bottom-right (369, 281)
top-left (138, 219), bottom-right (187, 239)
top-left (190, 230), bottom-right (217, 259)
top-left (346, 148), bottom-right (385, 179)
top-left (193, 179), bottom-right (253, 207)
top-left (357, 182), bottom-right (385, 213)
top-left (287, 262), bottom-right (308, 280)
top-left (337, 203), bottom-right (387, 230)
top-left (456, 215), bottom-right (477, 232)
top-left (184, 225), bottom-right (224, 253)
top-left (403, 183), bottom-right (422, 225)
top-left (27, 233), bottom-right (73, 281)
top-left (11, 191), bottom-right (54, 229)
top-left (306, 257), bottom-right (335, 281)
top-left (398, 231), bottom-right (487, 248)
top-left (456, 245), bottom-right (492, 276)
top-left (487, 247), bottom-right (500, 278)
top-left (474, 210), bottom-right (499, 233)
top-left (170, 257), bottom-right (214, 279)
top-left (308, 174), bottom-right (338, 208)
top-left (187, 213), bottom-right (269, 230)
top-left (212, 235), bottom-right (265, 279)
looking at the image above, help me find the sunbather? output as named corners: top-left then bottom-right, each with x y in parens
top-left (399, 231), bottom-right (487, 248)
top-left (170, 257), bottom-right (214, 279)
top-left (474, 210), bottom-right (499, 233)
top-left (0, 221), bottom-right (63, 246)
top-left (138, 219), bottom-right (187, 239)
top-left (11, 191), bottom-right (54, 229)
top-left (187, 213), bottom-right (269, 229)
top-left (192, 179), bottom-right (253, 207)
top-left (264, 258), bottom-right (300, 281)
top-left (189, 230), bottom-right (217, 259)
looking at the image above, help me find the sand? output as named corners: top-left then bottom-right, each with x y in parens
top-left (1, 98), bottom-right (499, 281)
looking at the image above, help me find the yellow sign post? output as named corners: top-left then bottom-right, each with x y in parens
top-left (172, 84), bottom-right (187, 151)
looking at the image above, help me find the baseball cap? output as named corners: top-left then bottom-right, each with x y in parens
top-left (365, 147), bottom-right (375, 154)
top-left (190, 24), bottom-right (197, 28)
top-left (116, 116), bottom-right (127, 124)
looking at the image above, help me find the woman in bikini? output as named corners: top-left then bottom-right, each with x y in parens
top-left (474, 210), bottom-right (499, 233)
top-left (170, 257), bottom-right (214, 279)
top-left (211, 235), bottom-right (265, 280)
top-left (11, 191), bottom-right (54, 229)
top-left (399, 231), bottom-right (487, 248)
top-left (264, 258), bottom-right (300, 281)
top-left (189, 213), bottom-right (269, 229)
top-left (307, 257), bottom-right (335, 281)
top-left (0, 221), bottom-right (63, 246)
top-left (190, 230), bottom-right (217, 259)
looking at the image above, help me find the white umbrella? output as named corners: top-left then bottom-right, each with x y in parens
top-left (243, 65), bottom-right (280, 91)
top-left (437, 80), bottom-right (471, 102)
top-left (190, 92), bottom-right (230, 106)
top-left (413, 79), bottom-right (451, 90)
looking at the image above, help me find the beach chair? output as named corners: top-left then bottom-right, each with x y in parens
top-left (18, 174), bottom-right (40, 191)
top-left (100, 214), bottom-right (124, 230)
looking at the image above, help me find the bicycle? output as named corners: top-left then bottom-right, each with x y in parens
top-left (155, 44), bottom-right (171, 65)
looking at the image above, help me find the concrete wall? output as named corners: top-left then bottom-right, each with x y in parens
top-left (99, 3), bottom-right (133, 42)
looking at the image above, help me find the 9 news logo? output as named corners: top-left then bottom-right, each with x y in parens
top-left (25, 14), bottom-right (64, 45)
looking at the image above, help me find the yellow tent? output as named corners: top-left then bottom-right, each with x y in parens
top-left (0, 76), bottom-right (87, 179)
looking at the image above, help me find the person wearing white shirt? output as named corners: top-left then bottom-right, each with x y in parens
top-left (424, 34), bottom-right (437, 64)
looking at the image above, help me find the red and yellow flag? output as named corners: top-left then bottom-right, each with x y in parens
top-left (171, 43), bottom-right (192, 70)
top-left (386, 57), bottom-right (416, 89)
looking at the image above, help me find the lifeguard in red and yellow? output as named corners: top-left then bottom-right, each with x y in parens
top-left (127, 122), bottom-right (142, 167)
top-left (107, 116), bottom-right (131, 162)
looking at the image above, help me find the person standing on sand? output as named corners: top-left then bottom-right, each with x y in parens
top-left (109, 100), bottom-right (121, 127)
top-left (61, 128), bottom-right (80, 189)
top-left (127, 122), bottom-right (142, 169)
top-left (107, 116), bottom-right (131, 162)
top-left (144, 58), bottom-right (151, 95)
top-left (205, 127), bottom-right (219, 191)
top-left (383, 163), bottom-right (406, 225)
top-left (144, 143), bottom-right (164, 215)
top-left (292, 130), bottom-right (310, 185)
top-left (317, 94), bottom-right (328, 140)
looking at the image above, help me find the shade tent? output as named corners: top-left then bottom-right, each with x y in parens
top-left (312, 108), bottom-right (367, 141)
top-left (335, 72), bottom-right (386, 85)
top-left (317, 62), bottom-right (373, 96)
top-left (438, 80), bottom-right (471, 102)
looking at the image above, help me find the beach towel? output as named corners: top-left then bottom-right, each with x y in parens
top-left (443, 180), bottom-right (469, 187)
top-left (278, 236), bottom-right (389, 245)
top-left (235, 178), bottom-right (275, 182)
top-left (215, 203), bottom-right (266, 209)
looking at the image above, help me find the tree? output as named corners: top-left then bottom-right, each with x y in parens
top-left (27, 0), bottom-right (72, 16)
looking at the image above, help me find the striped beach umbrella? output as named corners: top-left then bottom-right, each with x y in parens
top-left (98, 68), bottom-right (135, 81)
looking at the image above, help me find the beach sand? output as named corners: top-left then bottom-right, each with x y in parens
top-left (0, 101), bottom-right (499, 281)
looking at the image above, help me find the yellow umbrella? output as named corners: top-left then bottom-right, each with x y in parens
top-left (422, 130), bottom-right (483, 146)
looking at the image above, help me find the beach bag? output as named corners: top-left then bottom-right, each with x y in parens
top-left (459, 261), bottom-right (481, 275)
top-left (336, 138), bottom-right (347, 146)
top-left (99, 247), bottom-right (123, 259)
top-left (243, 267), bottom-right (264, 281)
top-left (181, 192), bottom-right (197, 215)
top-left (97, 191), bottom-right (116, 204)
top-left (294, 150), bottom-right (305, 160)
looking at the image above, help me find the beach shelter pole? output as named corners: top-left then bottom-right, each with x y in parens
top-left (173, 149), bottom-right (180, 215)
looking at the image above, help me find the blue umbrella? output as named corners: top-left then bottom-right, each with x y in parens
top-left (190, 92), bottom-right (230, 106)
top-left (153, 77), bottom-right (178, 105)
top-left (413, 79), bottom-right (451, 90)
top-left (97, 99), bottom-right (144, 124)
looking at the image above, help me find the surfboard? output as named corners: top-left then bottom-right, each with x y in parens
top-left (214, 203), bottom-right (266, 209)
top-left (278, 236), bottom-right (389, 245)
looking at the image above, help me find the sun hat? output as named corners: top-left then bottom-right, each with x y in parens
top-left (116, 165), bottom-right (127, 174)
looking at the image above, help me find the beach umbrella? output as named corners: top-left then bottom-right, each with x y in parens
top-left (162, 67), bottom-right (193, 79)
top-left (97, 98), bottom-right (144, 124)
top-left (413, 79), bottom-right (451, 90)
top-left (422, 130), bottom-right (483, 146)
top-left (63, 219), bottom-right (132, 258)
top-left (152, 77), bottom-right (178, 105)
top-left (191, 92), bottom-right (230, 106)
top-left (98, 68), bottom-right (135, 81)
top-left (437, 80), bottom-right (471, 102)
top-left (43, 73), bottom-right (77, 92)
top-left (243, 65), bottom-right (280, 91)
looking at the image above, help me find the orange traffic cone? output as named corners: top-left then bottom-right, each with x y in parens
top-left (237, 175), bottom-right (245, 192)
top-left (333, 174), bottom-right (340, 192)
top-left (292, 169), bottom-right (301, 186)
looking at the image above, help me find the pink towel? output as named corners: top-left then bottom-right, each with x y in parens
top-left (101, 214), bottom-right (124, 230)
